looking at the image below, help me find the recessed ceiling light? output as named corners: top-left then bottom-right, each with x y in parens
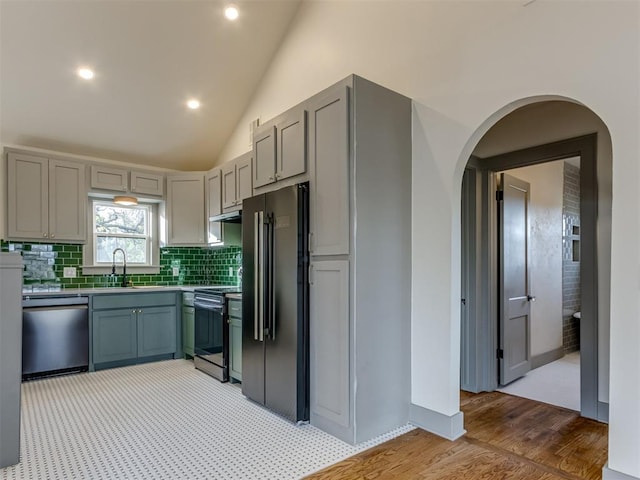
top-left (224, 5), bottom-right (239, 21)
top-left (77, 67), bottom-right (94, 80)
top-left (187, 99), bottom-right (201, 110)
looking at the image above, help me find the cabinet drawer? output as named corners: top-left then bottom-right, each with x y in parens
top-left (92, 292), bottom-right (177, 310)
top-left (228, 299), bottom-right (242, 318)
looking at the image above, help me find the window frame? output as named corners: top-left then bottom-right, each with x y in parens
top-left (82, 198), bottom-right (161, 275)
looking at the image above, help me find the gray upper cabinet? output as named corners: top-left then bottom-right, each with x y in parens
top-left (7, 152), bottom-right (86, 242)
top-left (253, 124), bottom-right (277, 188)
top-left (207, 167), bottom-right (241, 246)
top-left (166, 173), bottom-right (205, 245)
top-left (221, 162), bottom-right (237, 210)
top-left (253, 109), bottom-right (307, 190)
top-left (90, 165), bottom-right (128, 192)
top-left (206, 168), bottom-right (223, 220)
top-left (131, 171), bottom-right (164, 197)
top-left (277, 109), bottom-right (307, 181)
top-left (237, 153), bottom-right (253, 204)
top-left (221, 151), bottom-right (253, 211)
top-left (90, 165), bottom-right (164, 197)
top-left (308, 87), bottom-right (350, 256)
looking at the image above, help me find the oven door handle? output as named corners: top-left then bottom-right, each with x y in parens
top-left (193, 300), bottom-right (224, 312)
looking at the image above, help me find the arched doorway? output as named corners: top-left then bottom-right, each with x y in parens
top-left (459, 99), bottom-right (612, 422)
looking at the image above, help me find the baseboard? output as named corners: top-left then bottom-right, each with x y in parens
top-left (603, 464), bottom-right (640, 480)
top-left (598, 401), bottom-right (609, 423)
top-left (532, 347), bottom-right (565, 369)
top-left (409, 403), bottom-right (465, 441)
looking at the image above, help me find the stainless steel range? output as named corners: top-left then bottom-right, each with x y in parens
top-left (193, 286), bottom-right (240, 382)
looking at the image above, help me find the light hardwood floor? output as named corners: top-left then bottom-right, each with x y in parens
top-left (306, 391), bottom-right (608, 480)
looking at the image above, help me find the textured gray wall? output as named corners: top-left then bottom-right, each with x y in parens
top-left (562, 161), bottom-right (581, 353)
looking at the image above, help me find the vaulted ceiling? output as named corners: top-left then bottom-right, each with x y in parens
top-left (0, 0), bottom-right (302, 171)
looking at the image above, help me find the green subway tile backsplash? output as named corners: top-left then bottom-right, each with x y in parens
top-left (0, 239), bottom-right (242, 290)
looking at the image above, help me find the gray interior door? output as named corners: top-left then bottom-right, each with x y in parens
top-left (499, 173), bottom-right (533, 385)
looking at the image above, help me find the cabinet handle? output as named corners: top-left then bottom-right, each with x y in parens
top-left (43, 233), bottom-right (48, 238)
top-left (269, 176), bottom-right (274, 181)
top-left (50, 233), bottom-right (55, 238)
top-left (132, 310), bottom-right (136, 314)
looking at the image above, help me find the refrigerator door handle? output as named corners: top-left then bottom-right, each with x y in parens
top-left (254, 211), bottom-right (265, 342)
top-left (269, 216), bottom-right (276, 341)
top-left (259, 211), bottom-right (265, 342)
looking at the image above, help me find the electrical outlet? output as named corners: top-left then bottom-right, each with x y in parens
top-left (63, 267), bottom-right (77, 278)
top-left (229, 266), bottom-right (233, 276)
top-left (172, 267), bottom-right (180, 277)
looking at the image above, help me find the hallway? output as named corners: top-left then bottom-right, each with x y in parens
top-left (306, 390), bottom-right (607, 479)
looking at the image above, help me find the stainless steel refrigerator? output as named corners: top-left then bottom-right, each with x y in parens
top-left (242, 183), bottom-right (309, 423)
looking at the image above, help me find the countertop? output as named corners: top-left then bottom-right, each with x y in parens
top-left (22, 285), bottom-right (239, 298)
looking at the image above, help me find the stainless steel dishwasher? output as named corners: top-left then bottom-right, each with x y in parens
top-left (22, 295), bottom-right (89, 379)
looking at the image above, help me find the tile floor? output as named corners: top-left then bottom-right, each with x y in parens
top-left (497, 351), bottom-right (580, 411)
top-left (0, 360), bottom-right (413, 480)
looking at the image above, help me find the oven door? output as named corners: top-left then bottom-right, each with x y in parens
top-left (193, 298), bottom-right (228, 381)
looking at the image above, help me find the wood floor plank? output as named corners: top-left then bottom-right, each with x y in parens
top-left (305, 392), bottom-right (608, 480)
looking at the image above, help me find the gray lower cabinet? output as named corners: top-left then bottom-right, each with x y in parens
top-left (182, 305), bottom-right (195, 357)
top-left (92, 309), bottom-right (138, 364)
top-left (137, 307), bottom-right (178, 357)
top-left (91, 292), bottom-right (178, 369)
top-left (228, 298), bottom-right (242, 382)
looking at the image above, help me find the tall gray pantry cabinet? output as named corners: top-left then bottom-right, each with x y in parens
top-left (306, 76), bottom-right (412, 444)
top-left (0, 253), bottom-right (23, 468)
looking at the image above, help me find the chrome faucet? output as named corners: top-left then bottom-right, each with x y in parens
top-left (112, 248), bottom-right (128, 287)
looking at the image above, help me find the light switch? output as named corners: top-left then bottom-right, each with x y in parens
top-left (172, 267), bottom-right (180, 277)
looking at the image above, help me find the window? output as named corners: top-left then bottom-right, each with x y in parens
top-left (83, 199), bottom-right (160, 274)
top-left (93, 201), bottom-right (151, 265)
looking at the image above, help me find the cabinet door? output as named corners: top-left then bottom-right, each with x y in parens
top-left (206, 168), bottom-right (223, 219)
top-left (207, 168), bottom-right (223, 244)
top-left (308, 86), bottom-right (350, 255)
top-left (310, 260), bottom-right (350, 428)
top-left (182, 306), bottom-right (195, 357)
top-left (277, 109), bottom-right (306, 181)
top-left (221, 163), bottom-right (237, 209)
top-left (92, 309), bottom-right (137, 364)
top-left (90, 165), bottom-right (128, 192)
top-left (253, 124), bottom-right (277, 188)
top-left (166, 174), bottom-right (205, 245)
top-left (131, 171), bottom-right (164, 197)
top-left (236, 152), bottom-right (253, 204)
top-left (48, 159), bottom-right (86, 242)
top-left (7, 153), bottom-right (49, 240)
top-left (229, 317), bottom-right (242, 382)
top-left (138, 306), bottom-right (177, 357)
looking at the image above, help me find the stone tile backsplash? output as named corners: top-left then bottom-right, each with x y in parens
top-left (0, 240), bottom-right (242, 290)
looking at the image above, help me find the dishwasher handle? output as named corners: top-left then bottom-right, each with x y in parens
top-left (22, 296), bottom-right (89, 308)
top-left (23, 305), bottom-right (89, 312)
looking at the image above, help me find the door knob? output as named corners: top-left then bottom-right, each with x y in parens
top-left (527, 295), bottom-right (536, 302)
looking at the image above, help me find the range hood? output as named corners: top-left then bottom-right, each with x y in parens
top-left (209, 210), bottom-right (242, 223)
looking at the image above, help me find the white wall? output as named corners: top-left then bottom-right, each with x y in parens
top-left (218, 1), bottom-right (640, 476)
top-left (506, 163), bottom-right (564, 358)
